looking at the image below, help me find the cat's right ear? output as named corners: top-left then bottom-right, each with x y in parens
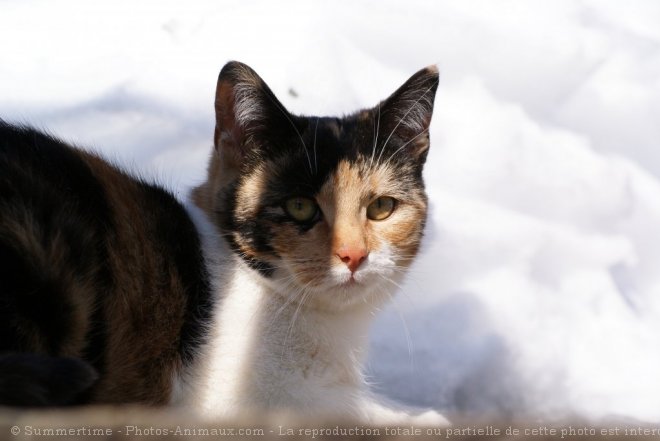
top-left (214, 61), bottom-right (290, 168)
top-left (377, 65), bottom-right (440, 164)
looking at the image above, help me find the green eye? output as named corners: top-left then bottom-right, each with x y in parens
top-left (367, 196), bottom-right (396, 221)
top-left (284, 197), bottom-right (319, 222)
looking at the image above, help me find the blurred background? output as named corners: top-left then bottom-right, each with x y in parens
top-left (1, 0), bottom-right (659, 423)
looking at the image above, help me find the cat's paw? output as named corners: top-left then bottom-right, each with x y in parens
top-left (407, 409), bottom-right (451, 427)
top-left (361, 400), bottom-right (451, 427)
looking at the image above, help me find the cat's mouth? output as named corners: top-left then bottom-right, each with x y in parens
top-left (340, 276), bottom-right (360, 287)
top-left (334, 270), bottom-right (375, 290)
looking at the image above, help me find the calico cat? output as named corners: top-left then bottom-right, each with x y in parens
top-left (0, 61), bottom-right (445, 424)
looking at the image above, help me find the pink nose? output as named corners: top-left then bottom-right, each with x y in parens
top-left (336, 247), bottom-right (368, 273)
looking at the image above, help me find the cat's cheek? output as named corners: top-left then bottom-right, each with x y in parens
top-left (271, 225), bottom-right (330, 266)
top-left (375, 209), bottom-right (425, 257)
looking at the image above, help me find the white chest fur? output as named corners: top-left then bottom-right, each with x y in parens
top-left (180, 264), bottom-right (376, 418)
top-left (178, 202), bottom-right (371, 417)
top-left (178, 202), bottom-right (449, 426)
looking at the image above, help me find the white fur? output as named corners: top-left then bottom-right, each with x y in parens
top-left (175, 202), bottom-right (449, 426)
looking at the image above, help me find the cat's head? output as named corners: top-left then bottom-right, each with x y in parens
top-left (194, 61), bottom-right (439, 311)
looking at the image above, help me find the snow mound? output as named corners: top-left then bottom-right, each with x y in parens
top-left (1, 0), bottom-right (659, 423)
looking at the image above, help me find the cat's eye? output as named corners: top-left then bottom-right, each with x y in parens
top-left (367, 196), bottom-right (397, 221)
top-left (284, 197), bottom-right (319, 222)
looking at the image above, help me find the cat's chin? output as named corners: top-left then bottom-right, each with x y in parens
top-left (324, 284), bottom-right (393, 311)
top-left (259, 270), bottom-right (393, 313)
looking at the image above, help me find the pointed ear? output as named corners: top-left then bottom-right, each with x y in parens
top-left (214, 61), bottom-right (291, 168)
top-left (378, 65), bottom-right (439, 162)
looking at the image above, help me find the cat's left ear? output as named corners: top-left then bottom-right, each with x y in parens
top-left (377, 65), bottom-right (439, 163)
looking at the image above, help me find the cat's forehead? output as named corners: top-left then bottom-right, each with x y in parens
top-left (310, 114), bottom-right (373, 155)
top-left (265, 113), bottom-right (376, 163)
top-left (238, 111), bottom-right (425, 201)
top-left (317, 117), bottom-right (344, 138)
top-left (260, 141), bottom-right (408, 199)
top-left (272, 113), bottom-right (403, 168)
top-left (318, 160), bottom-right (401, 200)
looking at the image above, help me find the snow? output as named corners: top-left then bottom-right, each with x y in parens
top-left (2, 0), bottom-right (659, 423)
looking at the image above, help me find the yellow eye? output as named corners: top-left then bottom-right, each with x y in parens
top-left (367, 196), bottom-right (396, 221)
top-left (284, 197), bottom-right (319, 222)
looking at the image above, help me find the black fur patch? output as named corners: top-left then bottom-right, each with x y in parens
top-left (215, 181), bottom-right (278, 277)
top-left (0, 121), bottom-right (114, 367)
top-left (0, 353), bottom-right (98, 407)
top-left (0, 120), bottom-right (215, 402)
top-left (0, 242), bottom-right (74, 354)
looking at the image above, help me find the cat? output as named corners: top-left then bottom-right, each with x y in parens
top-left (0, 61), bottom-right (446, 425)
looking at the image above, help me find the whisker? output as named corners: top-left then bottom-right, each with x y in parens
top-left (265, 278), bottom-right (302, 331)
top-left (379, 278), bottom-right (415, 367)
top-left (282, 282), bottom-right (314, 356)
top-left (263, 91), bottom-right (313, 175)
top-left (369, 103), bottom-right (381, 170)
top-left (313, 117), bottom-right (319, 174)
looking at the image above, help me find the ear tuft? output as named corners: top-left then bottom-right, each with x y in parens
top-left (216, 61), bottom-right (265, 134)
top-left (377, 65), bottom-right (440, 163)
top-left (384, 65), bottom-right (439, 135)
top-left (215, 61), bottom-right (288, 168)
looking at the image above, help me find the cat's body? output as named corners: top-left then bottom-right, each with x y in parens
top-left (0, 122), bottom-right (213, 405)
top-left (0, 62), bottom-right (445, 424)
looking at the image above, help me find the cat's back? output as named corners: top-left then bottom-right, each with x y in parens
top-left (0, 121), bottom-right (213, 406)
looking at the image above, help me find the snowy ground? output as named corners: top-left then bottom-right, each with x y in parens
top-left (2, 0), bottom-right (659, 423)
